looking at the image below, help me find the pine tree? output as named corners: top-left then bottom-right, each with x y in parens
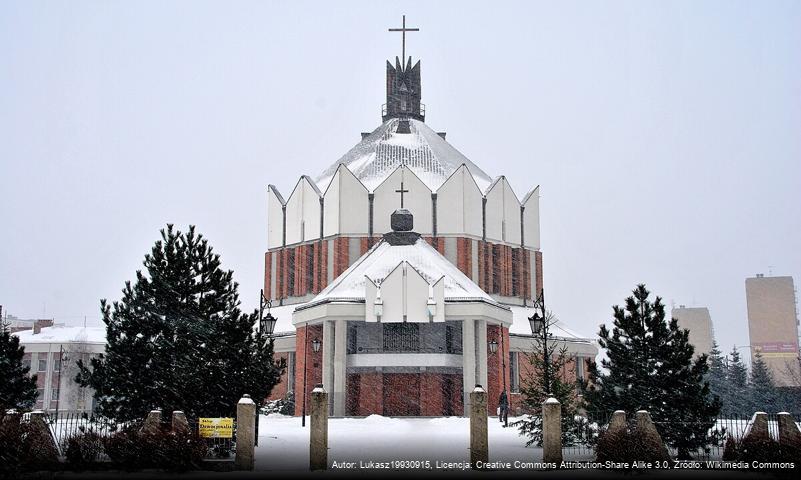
top-left (511, 311), bottom-right (580, 447)
top-left (0, 321), bottom-right (38, 412)
top-left (706, 341), bottom-right (730, 414)
top-left (726, 347), bottom-right (749, 414)
top-left (76, 225), bottom-right (284, 421)
top-left (748, 351), bottom-right (777, 413)
top-left (584, 284), bottom-right (721, 458)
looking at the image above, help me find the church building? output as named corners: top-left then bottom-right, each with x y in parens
top-left (265, 18), bottom-right (597, 417)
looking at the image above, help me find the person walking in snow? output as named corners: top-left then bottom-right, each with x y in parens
top-left (498, 390), bottom-right (509, 427)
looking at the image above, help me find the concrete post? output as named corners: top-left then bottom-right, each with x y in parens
top-left (635, 410), bottom-right (670, 460)
top-left (235, 394), bottom-right (256, 471)
top-left (27, 410), bottom-right (60, 465)
top-left (142, 409), bottom-right (162, 435)
top-left (542, 397), bottom-right (562, 465)
top-left (746, 411), bottom-right (769, 438)
top-left (778, 412), bottom-right (801, 448)
top-left (310, 384), bottom-right (328, 471)
top-left (609, 410), bottom-right (627, 434)
top-left (171, 410), bottom-right (189, 435)
top-left (469, 385), bottom-right (488, 468)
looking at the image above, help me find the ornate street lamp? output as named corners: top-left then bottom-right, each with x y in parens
top-left (488, 338), bottom-right (499, 354)
top-left (529, 290), bottom-right (551, 397)
top-left (258, 289), bottom-right (277, 336)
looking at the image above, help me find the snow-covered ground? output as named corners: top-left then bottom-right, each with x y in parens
top-left (255, 414), bottom-right (561, 471)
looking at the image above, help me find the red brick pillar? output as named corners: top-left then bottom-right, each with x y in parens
top-left (294, 324), bottom-right (324, 417)
top-left (535, 251), bottom-right (543, 298)
top-left (264, 251), bottom-right (272, 300)
top-left (281, 248), bottom-right (289, 299)
top-left (321, 240), bottom-right (329, 290)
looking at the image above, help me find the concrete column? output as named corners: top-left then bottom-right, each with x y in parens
top-left (746, 411), bottom-right (769, 438)
top-left (28, 411), bottom-right (59, 466)
top-left (322, 320), bottom-right (334, 413)
top-left (235, 395), bottom-right (256, 471)
top-left (310, 385), bottom-right (328, 471)
top-left (542, 398), bottom-right (562, 465)
top-left (462, 319), bottom-right (476, 416)
top-left (476, 319), bottom-right (488, 391)
top-left (609, 410), bottom-right (627, 434)
top-left (171, 411), bottom-right (189, 434)
top-left (469, 385), bottom-right (488, 468)
top-left (333, 319), bottom-right (347, 416)
top-left (142, 409), bottom-right (162, 435)
top-left (778, 412), bottom-right (801, 448)
top-left (635, 410), bottom-right (670, 460)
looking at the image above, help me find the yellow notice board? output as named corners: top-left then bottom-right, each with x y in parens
top-left (198, 417), bottom-right (233, 438)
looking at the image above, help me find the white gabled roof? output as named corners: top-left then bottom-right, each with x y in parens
top-left (303, 237), bottom-right (498, 308)
top-left (13, 325), bottom-right (106, 345)
top-left (315, 118), bottom-right (494, 192)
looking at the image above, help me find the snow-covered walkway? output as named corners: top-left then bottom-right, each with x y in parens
top-left (255, 414), bottom-right (557, 471)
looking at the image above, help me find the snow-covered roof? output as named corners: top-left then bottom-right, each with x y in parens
top-left (507, 305), bottom-right (592, 340)
top-left (315, 118), bottom-right (494, 192)
top-left (301, 237), bottom-right (499, 310)
top-left (266, 304), bottom-right (298, 335)
top-left (13, 325), bottom-right (106, 345)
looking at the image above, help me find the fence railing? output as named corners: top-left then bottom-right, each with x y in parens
top-left (560, 411), bottom-right (801, 460)
top-left (188, 418), bottom-right (237, 459)
top-left (41, 411), bottom-right (133, 459)
top-left (40, 411), bottom-right (237, 461)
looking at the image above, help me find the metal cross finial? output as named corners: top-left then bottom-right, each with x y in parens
top-left (395, 181), bottom-right (409, 208)
top-left (388, 15), bottom-right (419, 65)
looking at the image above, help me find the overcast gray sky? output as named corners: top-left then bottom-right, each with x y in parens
top-left (2, 0), bottom-right (799, 361)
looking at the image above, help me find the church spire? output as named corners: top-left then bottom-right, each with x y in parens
top-left (383, 15), bottom-right (424, 123)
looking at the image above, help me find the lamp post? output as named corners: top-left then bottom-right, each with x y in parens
top-left (528, 290), bottom-right (550, 397)
top-left (301, 334), bottom-right (321, 427)
top-left (54, 345), bottom-right (66, 415)
top-left (256, 289), bottom-right (278, 446)
top-left (488, 334), bottom-right (509, 427)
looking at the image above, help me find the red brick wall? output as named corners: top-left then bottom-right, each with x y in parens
top-left (344, 372), bottom-right (463, 417)
top-left (487, 326), bottom-right (512, 413)
top-left (456, 238), bottom-right (472, 277)
top-left (266, 352), bottom-right (290, 402)
top-left (264, 251), bottom-right (272, 299)
top-left (293, 324), bottom-right (324, 416)
top-left (266, 236), bottom-right (538, 302)
top-left (535, 250), bottom-right (543, 298)
top-left (510, 350), bottom-right (584, 415)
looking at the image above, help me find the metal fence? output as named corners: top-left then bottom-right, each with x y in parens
top-left (40, 411), bottom-right (133, 459)
top-left (188, 418), bottom-right (237, 459)
top-left (560, 411), bottom-right (801, 460)
top-left (40, 411), bottom-right (236, 461)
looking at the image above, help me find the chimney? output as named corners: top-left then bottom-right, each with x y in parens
top-left (33, 319), bottom-right (53, 335)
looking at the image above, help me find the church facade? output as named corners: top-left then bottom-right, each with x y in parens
top-left (265, 27), bottom-right (596, 416)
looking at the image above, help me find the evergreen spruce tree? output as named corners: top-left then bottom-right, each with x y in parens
top-left (705, 341), bottom-right (730, 414)
top-left (748, 351), bottom-right (778, 413)
top-left (0, 321), bottom-right (38, 412)
top-left (584, 284), bottom-right (721, 458)
top-left (76, 225), bottom-right (284, 421)
top-left (511, 311), bottom-right (580, 447)
top-left (726, 347), bottom-right (749, 415)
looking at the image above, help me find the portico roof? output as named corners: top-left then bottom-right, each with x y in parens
top-left (297, 236), bottom-right (503, 313)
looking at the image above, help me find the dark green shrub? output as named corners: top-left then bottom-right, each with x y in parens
top-left (722, 435), bottom-right (738, 461)
top-left (65, 430), bottom-right (103, 470)
top-left (595, 422), bottom-right (671, 466)
top-left (104, 424), bottom-right (152, 469)
top-left (104, 423), bottom-right (204, 471)
top-left (737, 430), bottom-right (780, 463)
